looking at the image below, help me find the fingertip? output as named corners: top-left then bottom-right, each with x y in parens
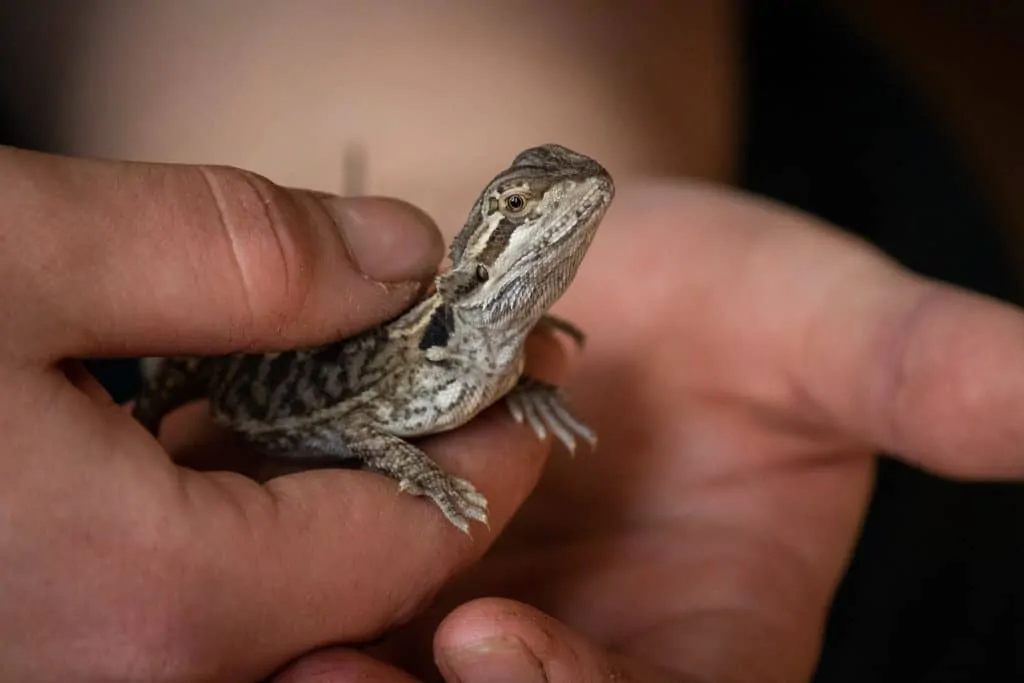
top-left (271, 648), bottom-right (419, 683)
top-left (321, 195), bottom-right (445, 284)
top-left (435, 599), bottom-right (648, 683)
top-left (434, 599), bottom-right (548, 683)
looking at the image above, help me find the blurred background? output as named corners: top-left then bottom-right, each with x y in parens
top-left (2, 1), bottom-right (1022, 680)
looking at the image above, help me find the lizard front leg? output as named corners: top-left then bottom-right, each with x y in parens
top-left (251, 418), bottom-right (489, 533)
top-left (505, 377), bottom-right (597, 454)
top-left (352, 424), bottom-right (490, 533)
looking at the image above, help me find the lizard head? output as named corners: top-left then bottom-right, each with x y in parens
top-left (438, 143), bottom-right (614, 335)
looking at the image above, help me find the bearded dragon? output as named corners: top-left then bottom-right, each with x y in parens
top-left (133, 143), bottom-right (614, 532)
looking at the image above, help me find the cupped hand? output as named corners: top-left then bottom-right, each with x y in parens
top-left (0, 146), bottom-right (565, 682)
top-left (281, 181), bottom-right (1024, 682)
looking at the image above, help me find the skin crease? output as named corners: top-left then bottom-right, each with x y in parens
top-left (6, 145), bottom-right (1024, 682)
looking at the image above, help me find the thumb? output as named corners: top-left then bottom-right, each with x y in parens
top-left (435, 599), bottom-right (685, 683)
top-left (0, 146), bottom-right (444, 361)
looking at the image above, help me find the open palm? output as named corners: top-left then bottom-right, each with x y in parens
top-left (298, 182), bottom-right (1024, 683)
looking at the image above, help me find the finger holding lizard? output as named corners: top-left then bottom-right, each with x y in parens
top-left (0, 146), bottom-right (570, 682)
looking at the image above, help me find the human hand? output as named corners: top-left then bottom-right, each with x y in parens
top-left (0, 146), bottom-right (564, 682)
top-left (277, 181), bottom-right (1024, 682)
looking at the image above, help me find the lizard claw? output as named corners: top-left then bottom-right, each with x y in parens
top-left (400, 473), bottom-right (489, 533)
top-left (505, 378), bottom-right (597, 455)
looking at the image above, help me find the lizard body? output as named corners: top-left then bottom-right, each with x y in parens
top-left (133, 143), bottom-right (614, 531)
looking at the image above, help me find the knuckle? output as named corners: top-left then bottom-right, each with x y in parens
top-left (195, 165), bottom-right (318, 337)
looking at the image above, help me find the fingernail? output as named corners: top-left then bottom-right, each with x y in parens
top-left (319, 195), bottom-right (444, 283)
top-left (443, 636), bottom-right (546, 683)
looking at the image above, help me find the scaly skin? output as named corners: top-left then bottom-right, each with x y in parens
top-left (133, 143), bottom-right (615, 531)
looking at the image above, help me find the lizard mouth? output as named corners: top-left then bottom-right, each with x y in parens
top-left (545, 175), bottom-right (614, 247)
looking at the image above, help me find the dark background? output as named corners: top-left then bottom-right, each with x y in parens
top-left (3, 2), bottom-right (1022, 680)
top-left (740, 3), bottom-right (1024, 681)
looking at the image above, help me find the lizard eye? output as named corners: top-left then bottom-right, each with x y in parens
top-left (500, 192), bottom-right (528, 215)
top-left (475, 264), bottom-right (490, 282)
